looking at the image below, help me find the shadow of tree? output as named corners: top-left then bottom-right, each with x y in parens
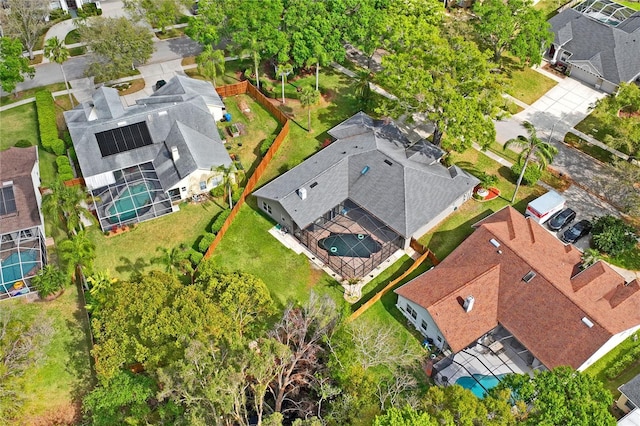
top-left (115, 256), bottom-right (148, 281)
top-left (66, 281), bottom-right (96, 404)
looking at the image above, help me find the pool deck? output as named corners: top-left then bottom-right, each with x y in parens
top-left (268, 226), bottom-right (414, 289)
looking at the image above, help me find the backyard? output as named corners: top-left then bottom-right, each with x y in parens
top-left (2, 286), bottom-right (93, 425)
top-left (585, 333), bottom-right (640, 399)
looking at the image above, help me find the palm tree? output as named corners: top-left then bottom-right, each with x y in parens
top-left (152, 245), bottom-right (187, 274)
top-left (276, 63), bottom-right (293, 104)
top-left (85, 270), bottom-right (117, 312)
top-left (299, 86), bottom-right (319, 133)
top-left (42, 179), bottom-right (68, 232)
top-left (58, 230), bottom-right (96, 280)
top-left (196, 45), bottom-right (226, 87)
top-left (43, 180), bottom-right (97, 237)
top-left (581, 248), bottom-right (602, 269)
top-left (504, 121), bottom-right (558, 203)
top-left (213, 163), bottom-right (241, 209)
top-left (354, 69), bottom-right (373, 110)
top-left (31, 264), bottom-right (69, 299)
top-left (44, 36), bottom-right (73, 107)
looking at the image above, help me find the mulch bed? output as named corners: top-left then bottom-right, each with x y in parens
top-left (474, 186), bottom-right (501, 202)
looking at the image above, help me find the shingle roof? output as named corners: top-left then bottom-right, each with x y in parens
top-left (0, 147), bottom-right (41, 232)
top-left (549, 8), bottom-right (640, 84)
top-left (620, 373), bottom-right (640, 407)
top-left (64, 76), bottom-right (231, 190)
top-left (396, 206), bottom-right (640, 370)
top-left (253, 112), bottom-right (478, 237)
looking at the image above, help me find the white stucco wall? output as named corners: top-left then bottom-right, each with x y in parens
top-left (168, 169), bottom-right (223, 200)
top-left (412, 190), bottom-right (473, 241)
top-left (396, 294), bottom-right (447, 350)
top-left (578, 325), bottom-right (640, 372)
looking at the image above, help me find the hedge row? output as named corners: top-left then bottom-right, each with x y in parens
top-left (259, 136), bottom-right (275, 156)
top-left (198, 233), bottom-right (216, 253)
top-left (211, 210), bottom-right (231, 234)
top-left (36, 91), bottom-right (65, 155)
top-left (605, 343), bottom-right (640, 380)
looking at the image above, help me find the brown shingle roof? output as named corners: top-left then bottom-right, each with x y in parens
top-left (0, 147), bottom-right (41, 232)
top-left (396, 206), bottom-right (640, 370)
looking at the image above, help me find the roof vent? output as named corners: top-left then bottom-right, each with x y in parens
top-left (384, 159), bottom-right (393, 166)
top-left (490, 238), bottom-right (500, 248)
top-left (310, 182), bottom-right (318, 189)
top-left (297, 187), bottom-right (307, 200)
top-left (463, 295), bottom-right (475, 312)
top-left (171, 146), bottom-right (180, 162)
top-left (361, 165), bottom-right (370, 175)
top-left (117, 121), bottom-right (127, 126)
top-left (523, 270), bottom-right (537, 283)
top-left (582, 317), bottom-right (594, 328)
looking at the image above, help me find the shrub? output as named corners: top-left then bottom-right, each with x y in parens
top-left (14, 139), bottom-right (33, 147)
top-left (35, 91), bottom-right (59, 152)
top-left (211, 210), bottom-right (231, 234)
top-left (188, 249), bottom-right (203, 265)
top-left (57, 163), bottom-right (73, 174)
top-left (59, 172), bottom-right (74, 181)
top-left (198, 233), bottom-right (216, 253)
top-left (77, 2), bottom-right (101, 18)
top-left (68, 146), bottom-right (77, 163)
top-left (511, 162), bottom-right (542, 185)
top-left (48, 8), bottom-right (69, 21)
top-left (56, 155), bottom-right (70, 167)
top-left (604, 343), bottom-right (640, 379)
top-left (232, 186), bottom-right (243, 203)
top-left (210, 184), bottom-right (225, 198)
top-left (51, 138), bottom-right (66, 155)
top-left (592, 215), bottom-right (638, 256)
top-left (260, 136), bottom-right (276, 156)
top-left (62, 130), bottom-right (73, 148)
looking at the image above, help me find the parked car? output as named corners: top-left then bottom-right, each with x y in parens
top-left (547, 208), bottom-right (576, 231)
top-left (560, 219), bottom-right (592, 244)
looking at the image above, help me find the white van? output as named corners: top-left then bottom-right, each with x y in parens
top-left (525, 190), bottom-right (566, 224)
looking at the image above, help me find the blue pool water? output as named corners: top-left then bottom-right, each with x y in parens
top-left (318, 233), bottom-right (382, 258)
top-left (456, 373), bottom-right (506, 398)
top-left (1, 250), bottom-right (38, 285)
top-left (107, 182), bottom-right (152, 223)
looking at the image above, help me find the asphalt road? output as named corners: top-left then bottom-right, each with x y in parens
top-left (6, 36), bottom-right (202, 94)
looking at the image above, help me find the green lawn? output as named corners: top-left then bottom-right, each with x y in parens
top-left (0, 102), bottom-right (39, 150)
top-left (88, 200), bottom-right (225, 281)
top-left (564, 132), bottom-right (616, 164)
top-left (208, 201), bottom-right (344, 308)
top-left (604, 246), bottom-right (640, 271)
top-left (505, 66), bottom-right (558, 106)
top-left (619, 0), bottom-right (640, 10)
top-left (585, 333), bottom-right (640, 398)
top-left (3, 286), bottom-right (93, 425)
top-left (0, 83), bottom-right (67, 107)
top-left (64, 29), bottom-right (81, 44)
top-left (418, 148), bottom-right (545, 260)
top-left (218, 94), bottom-right (281, 175)
top-left (574, 107), bottom-right (637, 156)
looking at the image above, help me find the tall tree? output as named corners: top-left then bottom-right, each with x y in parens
top-left (597, 159), bottom-right (640, 217)
top-left (299, 86), bottom-right (319, 133)
top-left (214, 163), bottom-right (241, 209)
top-left (31, 264), bottom-right (69, 299)
top-left (381, 30), bottom-right (498, 151)
top-left (473, 0), bottom-right (553, 64)
top-left (504, 121), bottom-right (557, 203)
top-left (57, 230), bottom-right (96, 279)
top-left (373, 406), bottom-right (438, 426)
top-left (494, 367), bottom-right (616, 425)
top-left (340, 0), bottom-right (393, 70)
top-left (42, 180), bottom-right (96, 236)
top-left (79, 17), bottom-right (154, 82)
top-left (0, 0), bottom-right (49, 60)
top-left (43, 36), bottom-right (73, 107)
top-left (595, 83), bottom-right (640, 160)
top-left (0, 37), bottom-right (35, 95)
top-left (124, 0), bottom-right (189, 33)
top-left (196, 45), bottom-right (225, 86)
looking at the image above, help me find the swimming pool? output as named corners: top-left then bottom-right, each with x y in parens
top-left (107, 182), bottom-right (153, 223)
top-left (1, 250), bottom-right (38, 285)
top-left (455, 374), bottom-right (506, 398)
top-left (318, 233), bottom-right (382, 258)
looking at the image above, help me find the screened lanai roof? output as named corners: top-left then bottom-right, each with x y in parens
top-left (574, 0), bottom-right (636, 27)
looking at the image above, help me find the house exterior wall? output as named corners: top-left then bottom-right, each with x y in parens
top-left (85, 171), bottom-right (116, 191)
top-left (411, 190), bottom-right (472, 241)
top-left (254, 196), bottom-right (295, 231)
top-left (396, 294), bottom-right (447, 350)
top-left (208, 105), bottom-right (224, 122)
top-left (616, 394), bottom-right (635, 414)
top-left (29, 152), bottom-right (45, 231)
top-left (569, 65), bottom-right (617, 94)
top-left (168, 169), bottom-right (224, 201)
top-left (577, 325), bottom-right (640, 371)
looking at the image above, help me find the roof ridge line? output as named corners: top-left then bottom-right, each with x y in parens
top-left (430, 264), bottom-right (501, 309)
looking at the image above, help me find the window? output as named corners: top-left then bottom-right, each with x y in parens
top-left (262, 201), bottom-right (272, 215)
top-left (406, 304), bottom-right (417, 319)
top-left (420, 320), bottom-right (428, 331)
top-left (199, 181), bottom-right (207, 191)
top-left (181, 187), bottom-right (187, 192)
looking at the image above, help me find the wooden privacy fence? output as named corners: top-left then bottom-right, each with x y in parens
top-left (203, 82), bottom-right (290, 259)
top-left (348, 250), bottom-right (432, 322)
top-left (410, 238), bottom-right (440, 265)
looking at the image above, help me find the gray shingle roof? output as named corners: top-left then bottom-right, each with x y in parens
top-left (620, 373), bottom-right (640, 407)
top-left (549, 8), bottom-right (640, 84)
top-left (64, 76), bottom-right (231, 190)
top-left (253, 112), bottom-right (479, 237)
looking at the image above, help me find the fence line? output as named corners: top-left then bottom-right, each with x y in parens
top-left (204, 82), bottom-right (290, 259)
top-left (63, 177), bottom-right (85, 187)
top-left (348, 250), bottom-right (432, 322)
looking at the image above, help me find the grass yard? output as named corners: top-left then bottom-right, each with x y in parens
top-left (218, 94), bottom-right (281, 174)
top-left (64, 29), bottom-right (81, 45)
top-left (209, 201), bottom-right (344, 308)
top-left (505, 66), bottom-right (557, 106)
top-left (574, 107), bottom-right (637, 156)
top-left (619, 0), bottom-right (640, 10)
top-left (603, 246), bottom-right (640, 271)
top-left (564, 132), bottom-right (616, 164)
top-left (585, 333), bottom-right (640, 398)
top-left (0, 83), bottom-right (67, 107)
top-left (3, 286), bottom-right (93, 425)
top-left (418, 148), bottom-right (545, 260)
top-left (0, 102), bottom-right (39, 150)
top-left (88, 200), bottom-right (225, 281)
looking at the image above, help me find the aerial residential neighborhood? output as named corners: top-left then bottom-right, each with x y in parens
top-left (0, 0), bottom-right (639, 425)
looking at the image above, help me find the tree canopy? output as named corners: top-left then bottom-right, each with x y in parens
top-left (0, 37), bottom-right (35, 94)
top-left (124, 0), bottom-right (189, 33)
top-left (0, 0), bottom-right (49, 59)
top-left (473, 0), bottom-right (554, 64)
top-left (79, 17), bottom-right (154, 82)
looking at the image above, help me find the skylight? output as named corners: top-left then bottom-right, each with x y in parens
top-left (523, 271), bottom-right (537, 283)
top-left (574, 0), bottom-right (635, 27)
top-left (0, 185), bottom-right (17, 216)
